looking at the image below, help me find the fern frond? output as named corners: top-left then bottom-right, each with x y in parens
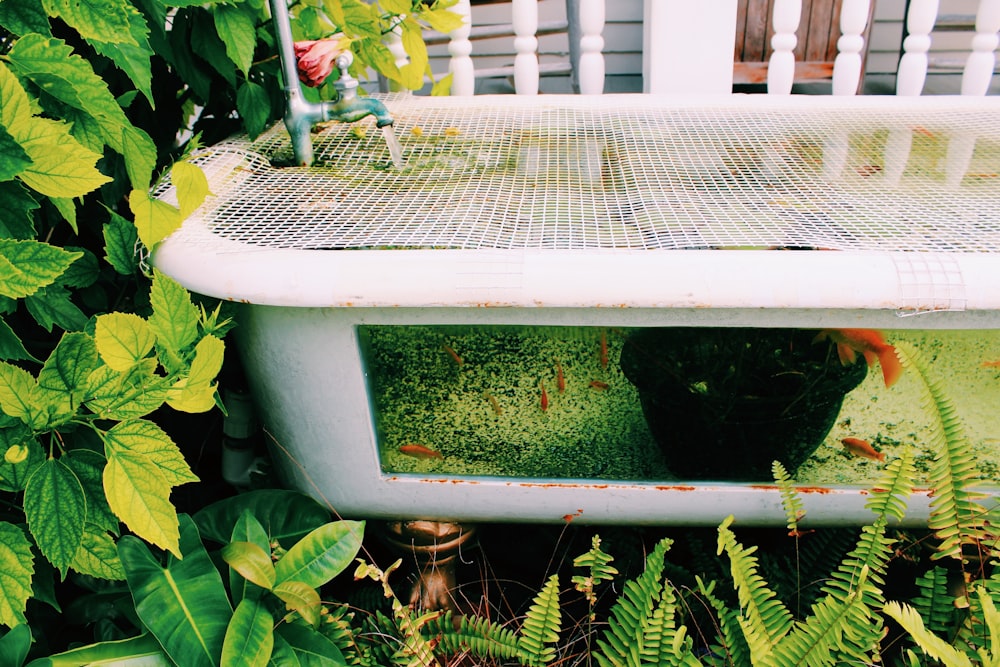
top-left (717, 516), bottom-right (794, 664)
top-left (911, 566), bottom-right (962, 637)
top-left (865, 442), bottom-right (917, 523)
top-left (518, 574), bottom-right (562, 667)
top-left (594, 537), bottom-right (672, 667)
top-left (321, 603), bottom-right (377, 666)
top-left (637, 578), bottom-right (707, 667)
top-left (695, 575), bottom-right (752, 667)
top-left (773, 461), bottom-right (807, 536)
top-left (769, 566), bottom-right (878, 667)
top-left (884, 600), bottom-right (975, 667)
top-left (572, 534), bottom-right (619, 613)
top-left (422, 610), bottom-right (529, 663)
top-left (896, 342), bottom-right (990, 562)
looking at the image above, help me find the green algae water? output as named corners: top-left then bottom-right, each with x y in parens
top-left (360, 326), bottom-right (1000, 486)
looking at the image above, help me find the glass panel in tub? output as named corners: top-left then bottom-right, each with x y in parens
top-left (360, 325), bottom-right (1000, 487)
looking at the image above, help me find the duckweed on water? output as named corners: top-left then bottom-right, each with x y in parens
top-left (362, 326), bottom-right (1000, 486)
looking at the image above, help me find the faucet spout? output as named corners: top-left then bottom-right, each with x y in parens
top-left (268, 0), bottom-right (394, 166)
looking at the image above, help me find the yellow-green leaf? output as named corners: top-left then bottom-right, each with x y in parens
top-left (24, 459), bottom-right (86, 576)
top-left (221, 541), bottom-right (276, 590)
top-left (70, 525), bottom-right (125, 580)
top-left (0, 362), bottom-right (46, 428)
top-left (95, 312), bottom-right (156, 371)
top-left (15, 117), bottom-right (111, 198)
top-left (103, 456), bottom-right (180, 557)
top-left (148, 269), bottom-right (199, 357)
top-left (187, 335), bottom-right (224, 386)
top-left (170, 161), bottom-right (212, 220)
top-left (221, 597), bottom-right (274, 667)
top-left (129, 189), bottom-right (182, 249)
top-left (102, 419), bottom-right (198, 487)
top-left (0, 63), bottom-right (32, 130)
top-left (273, 580), bottom-right (321, 627)
top-left (84, 359), bottom-right (170, 420)
top-left (0, 238), bottom-right (83, 300)
top-left (40, 0), bottom-right (136, 46)
top-left (166, 377), bottom-right (218, 414)
top-left (0, 522), bottom-right (34, 628)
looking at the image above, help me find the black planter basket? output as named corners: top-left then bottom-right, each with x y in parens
top-left (620, 328), bottom-right (869, 480)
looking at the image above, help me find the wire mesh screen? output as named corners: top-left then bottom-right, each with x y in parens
top-left (169, 94), bottom-right (1000, 252)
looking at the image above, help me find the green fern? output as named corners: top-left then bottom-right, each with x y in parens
top-left (321, 603), bottom-right (377, 666)
top-left (896, 342), bottom-right (991, 563)
top-left (594, 537), bottom-right (674, 667)
top-left (885, 600), bottom-right (975, 667)
top-left (911, 566), bottom-right (962, 638)
top-left (422, 610), bottom-right (530, 663)
top-left (518, 574), bottom-right (562, 667)
top-left (572, 534), bottom-right (619, 616)
top-left (696, 575), bottom-right (752, 667)
top-left (717, 515), bottom-right (794, 664)
top-left (638, 577), bottom-right (704, 666)
top-left (773, 461), bottom-right (807, 537)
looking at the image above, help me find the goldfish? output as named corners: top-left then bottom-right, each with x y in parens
top-left (982, 360), bottom-right (1000, 368)
top-left (485, 391), bottom-right (503, 415)
top-left (399, 444), bottom-right (443, 459)
top-left (442, 344), bottom-right (463, 366)
top-left (841, 437), bottom-right (885, 462)
top-left (540, 380), bottom-right (549, 411)
top-left (814, 329), bottom-right (903, 388)
top-left (589, 380), bottom-right (609, 390)
top-left (556, 361), bottom-right (565, 392)
top-left (599, 330), bottom-right (608, 369)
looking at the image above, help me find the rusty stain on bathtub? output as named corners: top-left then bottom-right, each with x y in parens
top-left (749, 484), bottom-right (834, 494)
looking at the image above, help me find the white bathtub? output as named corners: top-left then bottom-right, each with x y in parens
top-left (155, 94), bottom-right (1000, 526)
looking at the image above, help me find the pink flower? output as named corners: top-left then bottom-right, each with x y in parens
top-left (294, 36), bottom-right (346, 87)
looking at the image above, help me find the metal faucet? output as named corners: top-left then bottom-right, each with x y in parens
top-left (268, 0), bottom-right (394, 166)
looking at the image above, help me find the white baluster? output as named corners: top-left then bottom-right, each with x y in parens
top-left (882, 129), bottom-right (913, 187)
top-left (767, 0), bottom-right (802, 94)
top-left (577, 0), bottom-right (606, 94)
top-left (896, 0), bottom-right (939, 96)
top-left (961, 0), bottom-right (1000, 96)
top-left (512, 0), bottom-right (540, 94)
top-left (832, 0), bottom-right (871, 95)
top-left (448, 0), bottom-right (475, 96)
top-left (945, 133), bottom-right (977, 187)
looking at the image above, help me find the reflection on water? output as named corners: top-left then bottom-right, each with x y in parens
top-left (360, 326), bottom-right (1000, 486)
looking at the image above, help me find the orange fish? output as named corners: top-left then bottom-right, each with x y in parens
top-left (399, 444), bottom-right (443, 459)
top-left (841, 437), bottom-right (885, 462)
top-left (982, 360), bottom-right (1000, 368)
top-left (556, 361), bottom-right (565, 392)
top-left (540, 380), bottom-right (549, 411)
top-left (589, 380), bottom-right (609, 390)
top-left (442, 344), bottom-right (463, 366)
top-left (814, 329), bottom-right (903, 388)
top-left (485, 391), bottom-right (503, 415)
top-left (599, 330), bottom-right (608, 369)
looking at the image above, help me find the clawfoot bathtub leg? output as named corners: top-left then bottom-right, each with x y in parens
top-left (377, 520), bottom-right (478, 611)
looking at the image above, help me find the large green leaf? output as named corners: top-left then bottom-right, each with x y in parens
top-left (274, 521), bottom-right (364, 589)
top-left (228, 511), bottom-right (271, 606)
top-left (222, 541), bottom-right (275, 591)
top-left (24, 284), bottom-right (88, 333)
top-left (26, 633), bottom-right (171, 666)
top-left (63, 449), bottom-right (117, 533)
top-left (236, 81), bottom-right (271, 139)
top-left (274, 623), bottom-right (346, 667)
top-left (222, 596), bottom-right (274, 667)
top-left (0, 362), bottom-right (46, 429)
top-left (129, 190), bottom-right (182, 249)
top-left (35, 332), bottom-right (96, 421)
top-left (40, 0), bottom-right (135, 45)
top-left (166, 335), bottom-right (223, 413)
top-left (0, 64), bottom-right (31, 130)
top-left (94, 312), bottom-right (156, 371)
top-left (148, 269), bottom-right (199, 357)
top-left (0, 124), bottom-right (31, 182)
top-left (170, 161), bottom-right (211, 219)
top-left (86, 4), bottom-right (155, 106)
top-left (118, 515), bottom-right (233, 667)
top-left (0, 181), bottom-right (39, 240)
top-left (0, 318), bottom-right (35, 363)
top-left (0, 238), bottom-right (82, 299)
top-left (11, 116), bottom-right (111, 198)
top-left (24, 458), bottom-right (86, 575)
top-left (102, 210), bottom-right (139, 276)
top-left (212, 3), bottom-right (257, 76)
top-left (69, 524), bottom-right (125, 581)
top-left (0, 522), bottom-right (34, 628)
top-left (0, 622), bottom-right (31, 666)
top-left (0, 0), bottom-right (51, 36)
top-left (273, 580), bottom-right (321, 626)
top-left (194, 490), bottom-right (332, 547)
top-left (85, 358), bottom-right (170, 420)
